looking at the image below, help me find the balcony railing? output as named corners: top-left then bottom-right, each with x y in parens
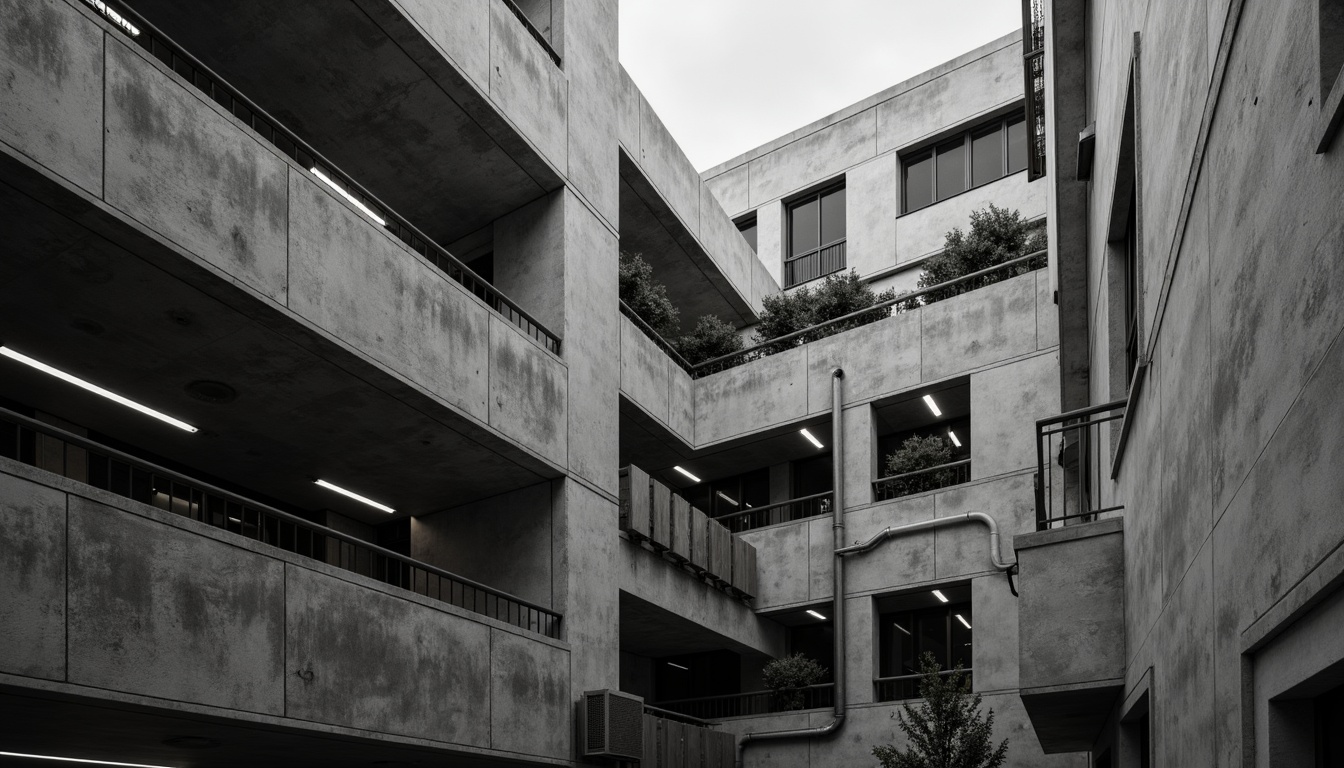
top-left (874, 668), bottom-right (971, 702)
top-left (712, 491), bottom-right (833, 533)
top-left (872, 459), bottom-right (972, 501)
top-left (784, 240), bottom-right (847, 288)
top-left (0, 407), bottom-right (562, 638)
top-left (1034, 400), bottom-right (1126, 531)
top-left (652, 683), bottom-right (835, 720)
top-left (104, 0), bottom-right (559, 353)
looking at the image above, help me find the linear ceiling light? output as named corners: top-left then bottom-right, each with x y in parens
top-left (948, 430), bottom-right (962, 447)
top-left (922, 394), bottom-right (942, 417)
top-left (80, 0), bottom-right (141, 36)
top-left (0, 347), bottom-right (197, 433)
top-left (716, 491), bottom-right (739, 506)
top-left (314, 479), bottom-right (395, 513)
top-left (932, 589), bottom-right (949, 603)
top-left (800, 428), bottom-right (824, 449)
top-left (893, 622), bottom-right (912, 636)
top-left (806, 609), bottom-right (827, 620)
top-left (310, 167), bottom-right (387, 226)
top-left (956, 614), bottom-right (972, 630)
top-left (0, 753), bottom-right (174, 768)
top-left (673, 466), bottom-right (701, 483)
top-left (667, 662), bottom-right (689, 671)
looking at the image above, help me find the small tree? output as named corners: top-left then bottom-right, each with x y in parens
top-left (619, 250), bottom-right (680, 338)
top-left (872, 653), bottom-right (1008, 768)
top-left (676, 315), bottom-right (745, 366)
top-left (882, 435), bottom-right (955, 497)
top-left (902, 205), bottom-right (1046, 310)
top-left (762, 653), bottom-right (827, 711)
top-left (753, 271), bottom-right (896, 351)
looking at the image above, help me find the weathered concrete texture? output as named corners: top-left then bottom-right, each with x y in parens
top-left (934, 472), bottom-right (1035, 580)
top-left (1118, 354), bottom-right (1163, 669)
top-left (921, 272), bottom-right (1039, 381)
top-left (561, 0), bottom-right (619, 224)
top-left (616, 65), bottom-right (641, 154)
top-left (489, 314), bottom-right (568, 467)
top-left (553, 481), bottom-right (621, 695)
top-left (695, 346), bottom-right (807, 446)
top-left (103, 38), bottom-right (289, 301)
top-left (700, 183), bottom-right (754, 298)
top-left (393, 0), bottom-right (490, 90)
top-left (1036, 270), bottom-right (1058, 350)
top-left (490, 627), bottom-right (570, 759)
top-left (738, 520), bottom-right (811, 609)
top-left (636, 86), bottom-right (701, 234)
top-left (488, 1), bottom-right (567, 172)
top-left (969, 351), bottom-right (1060, 479)
top-left (843, 593), bottom-right (874, 705)
top-left (895, 172), bottom-right (1045, 263)
top-left (67, 495), bottom-right (285, 714)
top-left (756, 201), bottom-right (784, 285)
top-left (287, 169), bottom-right (491, 422)
top-left (620, 313), bottom-right (673, 423)
top-left (0, 0), bottom-right (104, 196)
top-left (747, 110), bottom-right (876, 206)
top-left (493, 190), bottom-right (567, 336)
top-left (842, 494), bottom-right (937, 595)
top-left (0, 468), bottom-right (66, 680)
top-left (805, 310), bottom-right (921, 415)
top-left (705, 162), bottom-right (749, 218)
top-left (845, 153), bottom-right (898, 278)
top-left (1154, 538), bottom-right (1214, 768)
top-left (972, 574), bottom-right (1020, 693)
top-left (840, 405), bottom-right (876, 510)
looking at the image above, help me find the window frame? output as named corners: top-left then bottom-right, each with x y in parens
top-left (874, 589), bottom-right (974, 702)
top-left (784, 182), bottom-right (847, 288)
top-left (900, 112), bottom-right (1029, 214)
top-left (735, 213), bottom-right (758, 253)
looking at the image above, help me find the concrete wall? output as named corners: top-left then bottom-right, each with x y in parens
top-left (619, 314), bottom-right (696, 445)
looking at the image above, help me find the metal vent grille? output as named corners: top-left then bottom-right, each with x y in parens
top-left (585, 692), bottom-right (607, 752)
top-left (581, 690), bottom-right (644, 761)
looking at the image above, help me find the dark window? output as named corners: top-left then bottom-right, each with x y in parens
top-left (736, 216), bottom-right (758, 253)
top-left (935, 138), bottom-right (967, 200)
top-left (903, 152), bottom-right (934, 212)
top-left (787, 623), bottom-right (835, 683)
top-left (1007, 116), bottom-right (1028, 173)
top-left (1317, 682), bottom-right (1344, 768)
top-left (708, 468), bottom-right (770, 518)
top-left (785, 183), bottom-right (846, 287)
top-left (1124, 196), bottom-right (1139, 385)
top-left (876, 587), bottom-right (973, 701)
top-left (793, 454), bottom-right (833, 498)
top-left (901, 112), bottom-right (1028, 213)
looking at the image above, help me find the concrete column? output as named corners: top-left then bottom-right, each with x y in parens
top-left (842, 404), bottom-right (875, 510)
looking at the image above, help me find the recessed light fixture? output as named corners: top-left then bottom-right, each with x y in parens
top-left (310, 167), bottom-right (387, 226)
top-left (956, 614), bottom-right (972, 630)
top-left (673, 466), bottom-right (701, 483)
top-left (716, 491), bottom-right (739, 506)
top-left (315, 479), bottom-right (395, 514)
top-left (893, 623), bottom-right (912, 636)
top-left (806, 609), bottom-right (827, 620)
top-left (932, 589), bottom-right (949, 603)
top-left (922, 394), bottom-right (942, 417)
top-left (0, 347), bottom-right (197, 433)
top-left (948, 430), bottom-right (962, 447)
top-left (0, 753), bottom-right (173, 768)
top-left (667, 662), bottom-right (689, 671)
top-left (800, 428), bottom-right (824, 449)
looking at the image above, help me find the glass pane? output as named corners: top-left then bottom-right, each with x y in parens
top-left (820, 187), bottom-right (846, 244)
top-left (972, 125), bottom-right (1004, 186)
top-left (950, 602), bottom-right (973, 668)
top-left (936, 139), bottom-right (966, 200)
top-left (789, 198), bottom-right (819, 256)
top-left (915, 609), bottom-right (949, 668)
top-left (738, 221), bottom-right (757, 252)
top-left (904, 152), bottom-right (933, 212)
top-left (1007, 117), bottom-right (1027, 173)
top-left (741, 469), bottom-right (770, 508)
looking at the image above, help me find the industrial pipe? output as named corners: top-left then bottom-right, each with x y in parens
top-left (835, 511), bottom-right (1017, 572)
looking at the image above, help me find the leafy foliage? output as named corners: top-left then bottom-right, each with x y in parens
top-left (872, 653), bottom-right (1008, 768)
top-left (675, 315), bottom-right (745, 366)
top-left (762, 653), bottom-right (828, 711)
top-left (753, 271), bottom-right (896, 351)
top-left (882, 435), bottom-right (955, 497)
top-left (619, 250), bottom-right (680, 338)
top-left (901, 205), bottom-right (1047, 310)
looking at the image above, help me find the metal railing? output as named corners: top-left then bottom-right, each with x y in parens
top-left (499, 0), bottom-right (562, 66)
top-left (104, 0), bottom-right (559, 354)
top-left (1021, 0), bottom-right (1047, 181)
top-left (652, 683), bottom-right (835, 720)
top-left (0, 408), bottom-right (562, 638)
top-left (784, 240), bottom-right (847, 288)
top-left (1035, 400), bottom-right (1126, 531)
top-left (713, 491), bottom-right (833, 533)
top-left (643, 704), bottom-right (716, 728)
top-left (619, 299), bottom-right (696, 372)
top-left (872, 459), bottom-right (972, 501)
top-left (874, 668), bottom-right (971, 702)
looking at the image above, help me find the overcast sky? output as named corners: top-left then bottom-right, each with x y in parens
top-left (618, 1), bottom-right (1021, 172)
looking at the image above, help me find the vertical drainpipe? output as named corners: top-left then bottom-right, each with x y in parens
top-left (829, 368), bottom-right (846, 721)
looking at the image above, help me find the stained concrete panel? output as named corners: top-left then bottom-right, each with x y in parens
top-left (751, 253), bottom-right (780, 315)
top-left (488, 314), bottom-right (568, 467)
top-left (700, 183), bottom-right (754, 296)
top-left (694, 346), bottom-right (807, 446)
top-left (104, 39), bottom-right (289, 301)
top-left (920, 272), bottom-right (1039, 381)
top-left (933, 473), bottom-right (1035, 581)
top-left (561, 0), bottom-right (619, 224)
top-left (1119, 356), bottom-right (1164, 667)
top-left (895, 172), bottom-right (1044, 263)
top-left (620, 314), bottom-right (672, 424)
top-left (488, 1), bottom-right (567, 172)
top-left (669, 364), bottom-right (695, 443)
top-left (705, 163), bottom-right (749, 218)
top-left (841, 495), bottom-right (937, 595)
top-left (0, 469), bottom-right (66, 680)
top-left (67, 496), bottom-right (284, 714)
top-left (747, 110), bottom-right (876, 205)
top-left (493, 190), bottom-right (566, 336)
top-left (805, 311), bottom-right (921, 415)
top-left (287, 169), bottom-right (492, 422)
top-left (1155, 539), bottom-right (1214, 768)
top-left (617, 66), bottom-right (640, 152)
top-left (1036, 270), bottom-right (1058, 350)
top-left (808, 515), bottom-right (834, 603)
top-left (554, 482), bottom-right (621, 693)
top-left (739, 521), bottom-right (810, 609)
top-left (875, 41), bottom-right (1022, 153)
top-left (757, 201), bottom-right (784, 285)
top-left (969, 351), bottom-right (1060, 479)
top-left (394, 0), bottom-right (490, 90)
top-left (638, 94), bottom-right (702, 235)
top-left (971, 574), bottom-right (1019, 693)
top-left (0, 0), bottom-right (103, 196)
top-left (839, 405), bottom-right (876, 511)
top-left (846, 153), bottom-right (897, 278)
top-left (490, 628), bottom-right (570, 758)
top-left (843, 594), bottom-right (873, 705)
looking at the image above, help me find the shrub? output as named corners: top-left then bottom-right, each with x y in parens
top-left (882, 434), bottom-right (955, 497)
top-left (753, 271), bottom-right (896, 351)
top-left (676, 315), bottom-right (745, 366)
top-left (762, 653), bottom-right (828, 711)
top-left (872, 653), bottom-right (1008, 768)
top-left (619, 250), bottom-right (680, 338)
top-left (902, 205), bottom-right (1047, 310)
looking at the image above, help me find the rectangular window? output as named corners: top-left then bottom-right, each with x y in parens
top-left (785, 183), bottom-right (846, 287)
top-left (736, 215), bottom-right (758, 253)
top-left (971, 125), bottom-right (1005, 187)
top-left (903, 151), bottom-right (934, 212)
top-left (900, 111), bottom-right (1028, 213)
top-left (708, 468), bottom-right (769, 518)
top-left (875, 586), bottom-right (972, 701)
top-left (1007, 116), bottom-right (1028, 173)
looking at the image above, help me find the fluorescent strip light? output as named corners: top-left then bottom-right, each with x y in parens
top-left (922, 394), bottom-right (942, 417)
top-left (948, 430), bottom-right (962, 447)
top-left (673, 466), bottom-right (701, 483)
top-left (667, 662), bottom-right (689, 671)
top-left (716, 491), bottom-right (739, 506)
top-left (806, 609), bottom-right (827, 620)
top-left (893, 623), bottom-right (911, 636)
top-left (81, 0), bottom-right (141, 36)
top-left (800, 428), bottom-right (824, 449)
top-left (310, 167), bottom-right (387, 226)
top-left (314, 479), bottom-right (395, 513)
top-left (0, 347), bottom-right (197, 433)
top-left (932, 589), bottom-right (949, 603)
top-left (0, 753), bottom-right (173, 768)
top-left (956, 614), bottom-right (972, 630)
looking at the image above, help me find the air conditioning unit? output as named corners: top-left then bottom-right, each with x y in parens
top-left (581, 689), bottom-right (644, 762)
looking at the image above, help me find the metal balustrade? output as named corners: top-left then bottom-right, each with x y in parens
top-left (0, 408), bottom-right (562, 638)
top-left (784, 240), bottom-right (847, 288)
top-left (1035, 400), bottom-right (1126, 531)
top-left (874, 668), bottom-right (971, 702)
top-left (652, 683), bottom-right (835, 720)
top-left (872, 459), bottom-right (972, 501)
top-left (712, 491), bottom-right (833, 533)
top-left (103, 0), bottom-right (560, 353)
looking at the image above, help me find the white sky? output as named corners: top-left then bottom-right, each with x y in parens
top-left (618, 1), bottom-right (1022, 172)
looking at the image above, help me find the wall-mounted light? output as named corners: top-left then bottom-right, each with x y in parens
top-left (932, 589), bottom-right (949, 603)
top-left (310, 168), bottom-right (387, 226)
top-left (0, 347), bottom-right (197, 433)
top-left (667, 662), bottom-right (689, 671)
top-left (806, 609), bottom-right (827, 620)
top-left (673, 466), bottom-right (701, 483)
top-left (948, 430), bottom-right (962, 447)
top-left (314, 479), bottom-right (395, 514)
top-left (0, 752), bottom-right (173, 768)
top-left (922, 394), bottom-right (942, 417)
top-left (956, 614), bottom-right (972, 630)
top-left (716, 491), bottom-right (739, 506)
top-left (800, 428), bottom-right (824, 449)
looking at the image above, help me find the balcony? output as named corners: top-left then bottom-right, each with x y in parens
top-left (652, 683), bottom-right (835, 720)
top-left (714, 491), bottom-right (833, 534)
top-left (1034, 400), bottom-right (1126, 530)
